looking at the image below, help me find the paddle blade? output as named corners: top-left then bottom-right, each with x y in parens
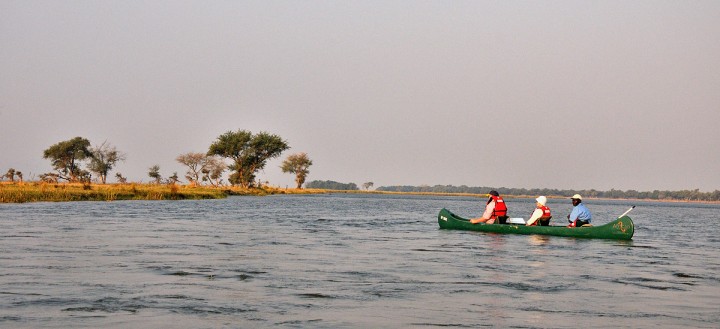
top-left (618, 206), bottom-right (636, 219)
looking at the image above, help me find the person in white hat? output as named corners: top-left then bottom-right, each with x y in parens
top-left (526, 196), bottom-right (552, 226)
top-left (567, 194), bottom-right (592, 227)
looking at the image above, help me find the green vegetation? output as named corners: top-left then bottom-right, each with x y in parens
top-left (87, 141), bottom-right (126, 184)
top-left (376, 185), bottom-right (720, 202)
top-left (280, 152), bottom-right (313, 189)
top-left (208, 130), bottom-right (289, 188)
top-left (148, 165), bottom-right (162, 184)
top-left (42, 137), bottom-right (93, 182)
top-left (175, 152), bottom-right (226, 186)
top-left (24, 129), bottom-right (297, 189)
top-left (306, 180), bottom-right (359, 190)
top-left (4, 168), bottom-right (23, 183)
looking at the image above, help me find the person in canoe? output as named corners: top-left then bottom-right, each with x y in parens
top-left (470, 190), bottom-right (508, 224)
top-left (526, 196), bottom-right (552, 226)
top-left (567, 194), bottom-right (592, 227)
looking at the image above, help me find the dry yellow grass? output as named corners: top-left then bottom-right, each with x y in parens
top-left (0, 182), bottom-right (225, 203)
top-left (0, 182), bottom-right (325, 203)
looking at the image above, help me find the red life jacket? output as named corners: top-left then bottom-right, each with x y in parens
top-left (528, 205), bottom-right (552, 226)
top-left (539, 205), bottom-right (551, 218)
top-left (490, 195), bottom-right (507, 219)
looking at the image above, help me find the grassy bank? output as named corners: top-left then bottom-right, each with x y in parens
top-left (0, 182), bottom-right (325, 203)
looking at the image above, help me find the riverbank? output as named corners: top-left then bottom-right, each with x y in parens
top-left (0, 182), bottom-right (325, 203)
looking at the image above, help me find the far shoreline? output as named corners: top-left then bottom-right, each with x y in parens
top-left (295, 188), bottom-right (720, 205)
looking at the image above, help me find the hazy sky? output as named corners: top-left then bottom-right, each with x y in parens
top-left (2, 1), bottom-right (719, 191)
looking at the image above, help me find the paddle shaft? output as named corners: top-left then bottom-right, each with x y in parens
top-left (618, 206), bottom-right (636, 218)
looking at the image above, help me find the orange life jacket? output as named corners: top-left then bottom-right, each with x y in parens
top-left (490, 195), bottom-right (507, 219)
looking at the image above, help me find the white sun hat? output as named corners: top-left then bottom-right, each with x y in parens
top-left (571, 194), bottom-right (582, 200)
top-left (536, 196), bottom-right (547, 206)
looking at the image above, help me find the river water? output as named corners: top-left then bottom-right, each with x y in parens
top-left (1, 194), bottom-right (718, 328)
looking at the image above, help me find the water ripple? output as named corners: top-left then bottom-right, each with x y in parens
top-left (1, 195), bottom-right (719, 328)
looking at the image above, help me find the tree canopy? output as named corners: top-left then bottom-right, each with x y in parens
top-left (148, 165), bottom-right (161, 184)
top-left (208, 130), bottom-right (289, 188)
top-left (87, 141), bottom-right (126, 184)
top-left (3, 168), bottom-right (17, 182)
top-left (281, 152), bottom-right (313, 189)
top-left (176, 152), bottom-right (227, 186)
top-left (42, 137), bottom-right (92, 182)
top-left (176, 152), bottom-right (208, 186)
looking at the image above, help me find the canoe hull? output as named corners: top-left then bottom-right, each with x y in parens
top-left (438, 208), bottom-right (634, 240)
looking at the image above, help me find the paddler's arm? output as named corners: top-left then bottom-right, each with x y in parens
top-left (568, 207), bottom-right (579, 223)
top-left (470, 202), bottom-right (495, 224)
top-left (526, 209), bottom-right (542, 226)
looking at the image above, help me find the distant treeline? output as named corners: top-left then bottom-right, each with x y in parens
top-left (306, 180), bottom-right (359, 190)
top-left (376, 185), bottom-right (720, 202)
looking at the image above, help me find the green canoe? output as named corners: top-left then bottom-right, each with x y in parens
top-left (438, 208), bottom-right (634, 240)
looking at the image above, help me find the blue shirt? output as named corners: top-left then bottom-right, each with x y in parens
top-left (569, 203), bottom-right (592, 223)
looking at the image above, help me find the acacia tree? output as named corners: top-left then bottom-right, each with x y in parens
top-left (87, 141), bottom-right (126, 184)
top-left (362, 182), bottom-right (374, 190)
top-left (208, 130), bottom-right (251, 186)
top-left (201, 156), bottom-right (226, 187)
top-left (280, 152), bottom-right (313, 189)
top-left (176, 152), bottom-right (227, 186)
top-left (4, 168), bottom-right (16, 182)
top-left (43, 137), bottom-right (93, 182)
top-left (176, 152), bottom-right (207, 186)
top-left (208, 130), bottom-right (289, 188)
top-left (166, 172), bottom-right (180, 185)
top-left (148, 165), bottom-right (162, 184)
top-left (115, 172), bottom-right (128, 184)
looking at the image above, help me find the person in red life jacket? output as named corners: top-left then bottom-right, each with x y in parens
top-left (526, 196), bottom-right (552, 226)
top-left (470, 190), bottom-right (508, 224)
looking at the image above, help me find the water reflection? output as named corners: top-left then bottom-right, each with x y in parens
top-left (528, 235), bottom-right (550, 246)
